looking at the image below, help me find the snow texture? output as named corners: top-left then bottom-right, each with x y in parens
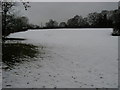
top-left (2, 28), bottom-right (118, 88)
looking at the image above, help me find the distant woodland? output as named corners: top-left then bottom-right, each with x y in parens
top-left (2, 2), bottom-right (120, 37)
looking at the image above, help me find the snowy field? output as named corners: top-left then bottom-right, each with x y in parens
top-left (2, 28), bottom-right (118, 88)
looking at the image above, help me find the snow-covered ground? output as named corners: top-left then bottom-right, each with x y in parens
top-left (3, 28), bottom-right (118, 88)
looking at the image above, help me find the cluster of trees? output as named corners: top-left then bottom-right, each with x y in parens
top-left (28, 24), bottom-right (41, 29)
top-left (46, 19), bottom-right (58, 28)
top-left (110, 10), bottom-right (120, 36)
top-left (2, 14), bottom-right (29, 36)
top-left (87, 11), bottom-right (113, 28)
top-left (2, 2), bottom-right (30, 37)
top-left (45, 10), bottom-right (115, 28)
top-left (67, 15), bottom-right (89, 28)
top-left (45, 9), bottom-right (120, 35)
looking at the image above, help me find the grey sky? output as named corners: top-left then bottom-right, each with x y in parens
top-left (18, 2), bottom-right (118, 26)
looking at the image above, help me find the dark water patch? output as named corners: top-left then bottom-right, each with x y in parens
top-left (2, 42), bottom-right (45, 69)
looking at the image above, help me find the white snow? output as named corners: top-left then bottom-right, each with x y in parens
top-left (3, 28), bottom-right (118, 88)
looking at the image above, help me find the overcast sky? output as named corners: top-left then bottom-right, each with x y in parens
top-left (18, 2), bottom-right (118, 26)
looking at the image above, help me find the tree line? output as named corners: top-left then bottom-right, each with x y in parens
top-left (44, 11), bottom-right (114, 28)
top-left (44, 9), bottom-right (120, 35)
top-left (2, 2), bottom-right (120, 37)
